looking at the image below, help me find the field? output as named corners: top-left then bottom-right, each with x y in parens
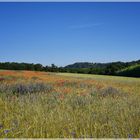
top-left (0, 70), bottom-right (140, 138)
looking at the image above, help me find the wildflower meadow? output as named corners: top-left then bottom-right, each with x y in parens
top-left (0, 70), bottom-right (140, 138)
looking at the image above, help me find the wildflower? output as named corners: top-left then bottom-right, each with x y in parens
top-left (71, 131), bottom-right (76, 137)
top-left (0, 78), bottom-right (5, 81)
top-left (0, 124), bottom-right (3, 129)
top-left (12, 120), bottom-right (18, 127)
top-left (128, 134), bottom-right (133, 138)
top-left (4, 129), bottom-right (11, 134)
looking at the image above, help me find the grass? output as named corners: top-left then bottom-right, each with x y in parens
top-left (116, 64), bottom-right (140, 77)
top-left (0, 70), bottom-right (140, 138)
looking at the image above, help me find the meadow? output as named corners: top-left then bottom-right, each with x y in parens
top-left (0, 70), bottom-right (140, 138)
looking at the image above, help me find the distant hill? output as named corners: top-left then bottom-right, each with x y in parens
top-left (64, 60), bottom-right (140, 69)
top-left (64, 60), bottom-right (140, 77)
top-left (65, 62), bottom-right (107, 69)
top-left (116, 64), bottom-right (140, 77)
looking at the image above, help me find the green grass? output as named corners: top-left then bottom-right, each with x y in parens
top-left (117, 64), bottom-right (140, 77)
top-left (57, 72), bottom-right (140, 81)
top-left (0, 71), bottom-right (140, 138)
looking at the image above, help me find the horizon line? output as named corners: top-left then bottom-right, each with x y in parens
top-left (0, 59), bottom-right (140, 67)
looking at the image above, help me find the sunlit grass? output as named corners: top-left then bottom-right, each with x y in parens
top-left (0, 70), bottom-right (140, 138)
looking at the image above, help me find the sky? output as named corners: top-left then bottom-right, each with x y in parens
top-left (0, 2), bottom-right (140, 66)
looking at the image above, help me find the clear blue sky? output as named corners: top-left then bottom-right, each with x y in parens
top-left (0, 2), bottom-right (140, 66)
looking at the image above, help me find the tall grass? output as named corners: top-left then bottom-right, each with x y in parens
top-left (0, 71), bottom-right (140, 138)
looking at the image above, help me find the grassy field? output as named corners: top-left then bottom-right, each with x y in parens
top-left (0, 70), bottom-right (140, 138)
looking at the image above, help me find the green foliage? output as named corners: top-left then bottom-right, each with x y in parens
top-left (0, 62), bottom-right (35, 71)
top-left (0, 60), bottom-right (140, 77)
top-left (117, 64), bottom-right (140, 77)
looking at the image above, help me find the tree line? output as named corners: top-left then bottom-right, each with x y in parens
top-left (0, 60), bottom-right (140, 77)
